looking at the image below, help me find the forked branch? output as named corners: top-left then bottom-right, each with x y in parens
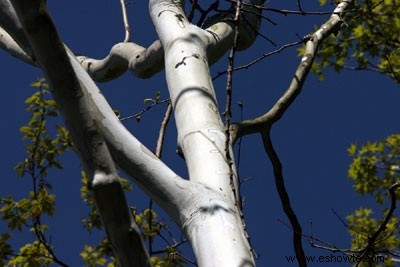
top-left (228, 2), bottom-right (355, 267)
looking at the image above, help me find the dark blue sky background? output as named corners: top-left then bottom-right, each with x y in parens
top-left (1, 1), bottom-right (399, 266)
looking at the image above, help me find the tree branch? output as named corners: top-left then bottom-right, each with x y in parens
top-left (262, 130), bottom-right (307, 267)
top-left (226, 2), bottom-right (356, 266)
top-left (0, 25), bottom-right (34, 65)
top-left (0, 0), bottom-right (33, 58)
top-left (155, 101), bottom-right (173, 158)
top-left (119, 0), bottom-right (131, 42)
top-left (76, 42), bottom-right (145, 82)
top-left (1, 0), bottom-right (265, 82)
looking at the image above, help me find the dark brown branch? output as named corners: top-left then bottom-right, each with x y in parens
top-left (187, 0), bottom-right (198, 22)
top-left (262, 130), bottom-right (307, 267)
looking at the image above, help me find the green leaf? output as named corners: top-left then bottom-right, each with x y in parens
top-left (29, 81), bottom-right (42, 88)
top-left (348, 143), bottom-right (357, 156)
top-left (143, 98), bottom-right (154, 104)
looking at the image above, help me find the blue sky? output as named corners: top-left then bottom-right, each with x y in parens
top-left (1, 1), bottom-right (399, 266)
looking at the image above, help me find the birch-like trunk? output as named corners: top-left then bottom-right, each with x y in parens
top-left (1, 0), bottom-right (265, 266)
top-left (149, 1), bottom-right (254, 266)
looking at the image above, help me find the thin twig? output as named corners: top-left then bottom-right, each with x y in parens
top-left (147, 101), bottom-right (173, 255)
top-left (332, 208), bottom-right (370, 238)
top-left (242, 11), bottom-right (277, 46)
top-left (224, 0), bottom-right (258, 259)
top-left (234, 0), bottom-right (333, 15)
top-left (236, 102), bottom-right (244, 182)
top-left (213, 39), bottom-right (304, 80)
top-left (155, 101), bottom-right (173, 158)
top-left (297, 0), bottom-right (305, 14)
top-left (120, 98), bottom-right (170, 122)
top-left (224, 0), bottom-right (241, 210)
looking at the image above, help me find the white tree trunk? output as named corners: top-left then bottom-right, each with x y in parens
top-left (149, 1), bottom-right (254, 266)
top-left (1, 0), bottom-right (266, 266)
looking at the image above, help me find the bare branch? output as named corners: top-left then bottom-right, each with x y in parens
top-left (76, 42), bottom-right (146, 82)
top-left (0, 0), bottom-right (33, 57)
top-left (155, 101), bottom-right (173, 158)
top-left (119, 0), bottom-right (131, 42)
top-left (120, 98), bottom-right (170, 122)
top-left (262, 130), bottom-right (307, 267)
top-left (0, 25), bottom-right (34, 65)
top-left (297, 0), bottom-right (305, 14)
top-left (72, 0), bottom-right (266, 82)
top-left (128, 40), bottom-right (165, 78)
top-left (187, 0), bottom-right (198, 22)
top-left (224, 0), bottom-right (242, 207)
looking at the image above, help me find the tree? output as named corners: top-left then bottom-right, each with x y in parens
top-left (0, 0), bottom-right (399, 266)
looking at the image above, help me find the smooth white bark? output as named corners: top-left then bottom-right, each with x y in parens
top-left (0, 26), bottom-right (33, 64)
top-left (150, 1), bottom-right (254, 266)
top-left (0, 0), bottom-right (32, 57)
top-left (150, 0), bottom-right (236, 198)
top-left (76, 42), bottom-right (145, 82)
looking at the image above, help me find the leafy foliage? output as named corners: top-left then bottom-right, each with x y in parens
top-left (80, 238), bottom-right (116, 267)
top-left (346, 135), bottom-right (400, 266)
top-left (315, 0), bottom-right (400, 82)
top-left (346, 208), bottom-right (398, 267)
top-left (81, 179), bottom-right (186, 266)
top-left (1, 80), bottom-right (186, 266)
top-left (348, 134), bottom-right (400, 204)
top-left (0, 79), bottom-right (72, 266)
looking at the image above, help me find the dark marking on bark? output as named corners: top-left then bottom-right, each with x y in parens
top-left (174, 53), bottom-right (201, 68)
